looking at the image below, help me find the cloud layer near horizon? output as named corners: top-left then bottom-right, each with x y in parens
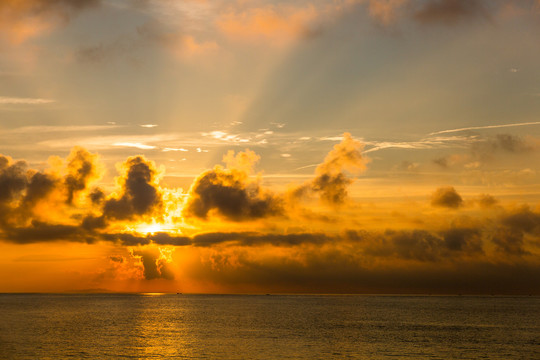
top-left (1, 135), bottom-right (539, 293)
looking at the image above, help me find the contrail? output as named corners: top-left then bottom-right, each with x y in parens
top-left (293, 164), bottom-right (318, 171)
top-left (429, 121), bottom-right (540, 136)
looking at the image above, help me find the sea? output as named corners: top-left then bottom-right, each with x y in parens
top-left (0, 294), bottom-right (538, 359)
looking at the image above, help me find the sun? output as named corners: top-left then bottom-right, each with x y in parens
top-left (136, 223), bottom-right (165, 235)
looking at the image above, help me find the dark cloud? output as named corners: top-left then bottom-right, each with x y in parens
top-left (183, 167), bottom-right (282, 221)
top-left (0, 156), bottom-right (58, 227)
top-left (491, 229), bottom-right (528, 256)
top-left (187, 245), bottom-right (540, 295)
top-left (433, 157), bottom-right (448, 168)
top-left (487, 206), bottom-right (540, 256)
top-left (149, 232), bottom-right (191, 246)
top-left (81, 215), bottom-right (106, 231)
top-left (64, 147), bottom-right (100, 204)
top-left (492, 134), bottom-right (532, 153)
top-left (431, 186), bottom-right (463, 208)
top-left (0, 148), bottom-right (103, 228)
top-left (380, 230), bottom-right (444, 261)
top-left (17, 171), bottom-right (58, 222)
top-left (132, 247), bottom-right (174, 280)
top-left (363, 226), bottom-right (484, 262)
top-left (2, 220), bottom-right (86, 244)
top-left (441, 228), bottom-right (483, 253)
top-left (109, 255), bottom-right (124, 263)
top-left (502, 206), bottom-right (540, 234)
top-left (103, 156), bottom-right (163, 220)
top-left (477, 194), bottom-right (498, 208)
top-left (191, 232), bottom-right (331, 247)
top-left (413, 0), bottom-right (488, 25)
top-left (101, 232), bottom-right (150, 246)
top-left (311, 173), bottom-right (351, 204)
top-left (0, 156), bottom-right (27, 203)
top-left (75, 37), bottom-right (140, 64)
top-left (89, 188), bottom-right (105, 205)
top-left (292, 133), bottom-right (366, 205)
top-left (471, 134), bottom-right (536, 161)
top-left (191, 232), bottom-right (256, 246)
top-left (0, 156), bottom-right (28, 226)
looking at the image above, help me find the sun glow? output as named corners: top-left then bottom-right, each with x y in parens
top-left (138, 223), bottom-right (164, 234)
top-left (127, 223), bottom-right (171, 235)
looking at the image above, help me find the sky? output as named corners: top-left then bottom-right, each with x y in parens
top-left (1, 0), bottom-right (540, 294)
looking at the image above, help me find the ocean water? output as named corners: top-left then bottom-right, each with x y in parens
top-left (0, 294), bottom-right (538, 359)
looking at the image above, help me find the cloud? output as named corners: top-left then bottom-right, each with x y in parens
top-left (477, 194), bottom-right (498, 208)
top-left (0, 96), bottom-right (55, 105)
top-left (183, 150), bottom-right (282, 221)
top-left (501, 206), bottom-right (540, 236)
top-left (216, 3), bottom-right (319, 45)
top-left (0, 0), bottom-right (100, 44)
top-left (363, 135), bottom-right (475, 154)
top-left (292, 133), bottom-right (366, 205)
top-left (137, 20), bottom-right (219, 59)
top-left (431, 186), bottom-right (463, 208)
top-left (0, 149), bottom-right (168, 243)
top-left (113, 142), bottom-right (157, 150)
top-left (2, 220), bottom-right (85, 244)
top-left (1, 146), bottom-right (540, 294)
top-left (2, 125), bottom-right (119, 134)
top-left (150, 232), bottom-right (191, 246)
top-left (187, 245), bottom-right (540, 294)
top-left (89, 188), bottom-right (105, 205)
top-left (367, 0), bottom-right (409, 26)
top-left (102, 156), bottom-right (163, 220)
top-left (389, 230), bottom-right (444, 261)
top-left (489, 206), bottom-right (540, 256)
top-left (413, 0), bottom-right (487, 25)
top-left (441, 228), bottom-right (483, 253)
top-left (0, 149), bottom-right (101, 227)
top-left (222, 149), bottom-right (260, 174)
top-left (491, 229), bottom-right (528, 256)
top-left (101, 232), bottom-right (150, 246)
top-left (190, 231), bottom-right (331, 247)
top-left (64, 147), bottom-right (102, 204)
top-left (76, 19), bottom-right (219, 64)
top-left (132, 247), bottom-right (175, 280)
top-left (430, 133), bottom-right (538, 171)
top-left (429, 121), bottom-right (540, 136)
top-left (482, 134), bottom-right (535, 154)
top-left (0, 155), bottom-right (28, 225)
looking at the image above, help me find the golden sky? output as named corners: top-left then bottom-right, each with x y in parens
top-left (1, 0), bottom-right (540, 294)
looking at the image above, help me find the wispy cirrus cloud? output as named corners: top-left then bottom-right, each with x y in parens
top-left (0, 96), bottom-right (55, 105)
top-left (363, 135), bottom-right (476, 154)
top-left (1, 125), bottom-right (119, 134)
top-left (429, 121), bottom-right (540, 136)
top-left (35, 134), bottom-right (179, 150)
top-left (113, 142), bottom-right (156, 150)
